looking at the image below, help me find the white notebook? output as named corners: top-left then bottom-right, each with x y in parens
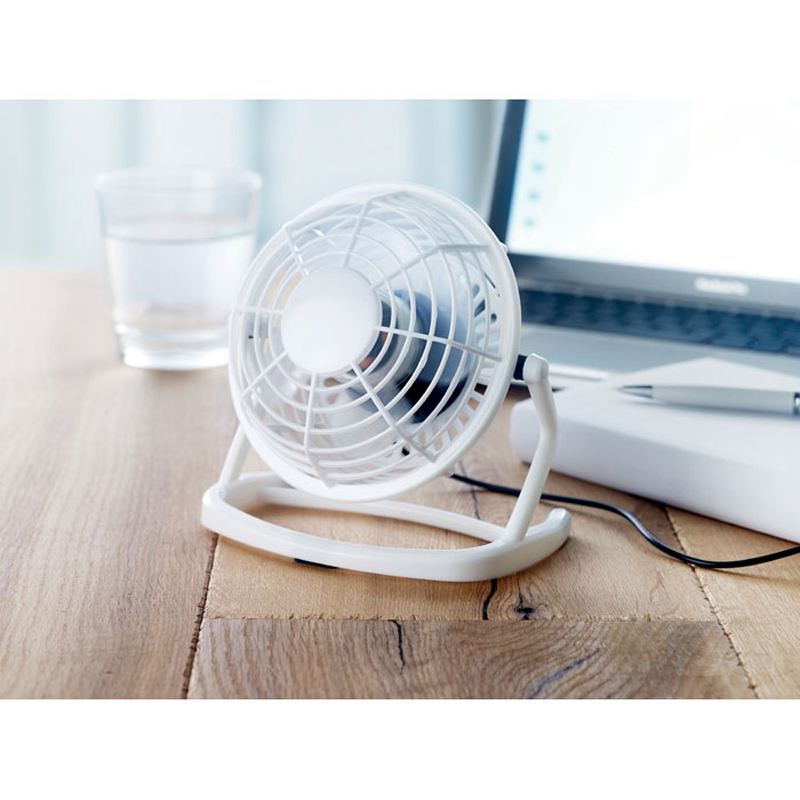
top-left (510, 358), bottom-right (800, 541)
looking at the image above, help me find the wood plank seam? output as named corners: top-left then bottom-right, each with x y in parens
top-left (459, 460), bottom-right (482, 521)
top-left (665, 507), bottom-right (760, 697)
top-left (182, 532), bottom-right (220, 698)
top-left (458, 460), bottom-right (499, 621)
top-left (202, 609), bottom-right (739, 622)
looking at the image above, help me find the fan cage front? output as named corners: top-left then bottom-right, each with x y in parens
top-left (228, 185), bottom-right (520, 501)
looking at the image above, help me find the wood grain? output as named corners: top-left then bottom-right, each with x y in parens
top-left (206, 392), bottom-right (712, 622)
top-left (3, 269), bottom-right (789, 698)
top-left (668, 508), bottom-right (800, 698)
top-left (0, 270), bottom-right (234, 697)
top-left (188, 618), bottom-right (753, 698)
top-left (462, 396), bottom-right (713, 621)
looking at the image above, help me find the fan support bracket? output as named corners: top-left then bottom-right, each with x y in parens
top-left (201, 354), bottom-right (570, 582)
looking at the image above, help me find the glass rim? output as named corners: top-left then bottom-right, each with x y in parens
top-left (95, 166), bottom-right (262, 196)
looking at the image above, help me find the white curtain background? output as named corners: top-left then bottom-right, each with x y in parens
top-left (0, 100), bottom-right (503, 268)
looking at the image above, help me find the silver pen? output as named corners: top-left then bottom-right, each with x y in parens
top-left (619, 384), bottom-right (800, 415)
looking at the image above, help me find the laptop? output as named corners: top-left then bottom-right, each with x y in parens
top-left (489, 100), bottom-right (800, 383)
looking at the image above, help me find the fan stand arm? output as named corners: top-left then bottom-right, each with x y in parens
top-left (502, 354), bottom-right (559, 542)
top-left (200, 353), bottom-right (569, 581)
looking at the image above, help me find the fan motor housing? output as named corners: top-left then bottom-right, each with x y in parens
top-left (280, 267), bottom-right (381, 375)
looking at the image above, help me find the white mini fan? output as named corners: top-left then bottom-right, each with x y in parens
top-left (201, 183), bottom-right (570, 581)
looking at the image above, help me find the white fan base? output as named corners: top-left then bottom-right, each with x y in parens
top-left (201, 354), bottom-right (571, 582)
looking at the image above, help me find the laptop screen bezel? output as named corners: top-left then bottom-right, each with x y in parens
top-left (489, 100), bottom-right (800, 315)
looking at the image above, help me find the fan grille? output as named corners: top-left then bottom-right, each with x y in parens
top-left (228, 186), bottom-right (519, 501)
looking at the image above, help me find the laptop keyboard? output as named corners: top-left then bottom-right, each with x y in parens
top-left (520, 289), bottom-right (800, 356)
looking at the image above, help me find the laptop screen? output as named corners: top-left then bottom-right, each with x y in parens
top-left (496, 100), bottom-right (800, 310)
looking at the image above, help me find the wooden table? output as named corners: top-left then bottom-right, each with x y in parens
top-left (2, 269), bottom-right (799, 698)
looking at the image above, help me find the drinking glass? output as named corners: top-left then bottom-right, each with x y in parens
top-left (96, 167), bottom-right (261, 370)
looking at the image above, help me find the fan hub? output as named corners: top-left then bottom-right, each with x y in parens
top-left (280, 267), bottom-right (380, 376)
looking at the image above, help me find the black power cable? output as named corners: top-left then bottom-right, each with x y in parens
top-left (451, 473), bottom-right (800, 570)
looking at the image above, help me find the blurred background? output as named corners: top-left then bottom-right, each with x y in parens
top-left (0, 100), bottom-right (503, 269)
